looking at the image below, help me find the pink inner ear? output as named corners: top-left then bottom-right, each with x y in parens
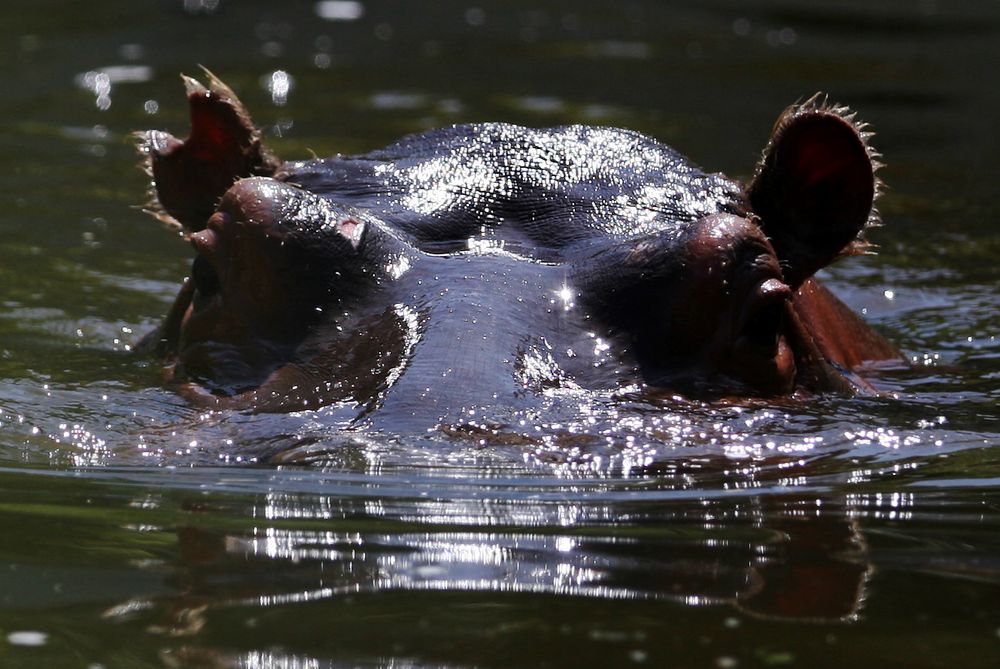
top-left (748, 107), bottom-right (876, 288)
top-left (795, 143), bottom-right (857, 188)
top-left (187, 93), bottom-right (247, 162)
top-left (786, 114), bottom-right (874, 218)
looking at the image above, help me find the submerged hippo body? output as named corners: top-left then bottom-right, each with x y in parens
top-left (139, 73), bottom-right (899, 430)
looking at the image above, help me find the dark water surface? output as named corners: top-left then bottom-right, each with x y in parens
top-left (1, 1), bottom-right (998, 667)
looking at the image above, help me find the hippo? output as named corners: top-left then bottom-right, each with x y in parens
top-left (137, 72), bottom-right (899, 430)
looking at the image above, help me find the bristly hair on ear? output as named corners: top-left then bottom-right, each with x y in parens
top-left (746, 93), bottom-right (883, 289)
top-left (133, 129), bottom-right (180, 229)
top-left (753, 92), bottom-right (884, 259)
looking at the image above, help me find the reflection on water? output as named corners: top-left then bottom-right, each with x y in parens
top-left (43, 462), bottom-right (989, 669)
top-left (159, 488), bottom-right (873, 622)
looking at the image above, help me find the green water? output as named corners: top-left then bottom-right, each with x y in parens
top-left (1, 1), bottom-right (998, 667)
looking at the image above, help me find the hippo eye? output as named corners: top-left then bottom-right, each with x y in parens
top-left (191, 254), bottom-right (220, 297)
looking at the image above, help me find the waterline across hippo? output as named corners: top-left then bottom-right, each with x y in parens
top-left (137, 72), bottom-right (900, 430)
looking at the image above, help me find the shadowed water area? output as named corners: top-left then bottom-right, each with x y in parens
top-left (0, 1), bottom-right (998, 667)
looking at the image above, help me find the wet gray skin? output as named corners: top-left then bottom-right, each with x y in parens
top-left (140, 75), bottom-right (900, 431)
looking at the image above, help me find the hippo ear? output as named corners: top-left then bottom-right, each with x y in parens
top-left (140, 69), bottom-right (280, 232)
top-left (747, 95), bottom-right (879, 288)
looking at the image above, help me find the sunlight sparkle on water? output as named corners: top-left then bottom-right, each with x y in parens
top-left (556, 284), bottom-right (575, 311)
top-left (74, 65), bottom-right (152, 110)
top-left (7, 631), bottom-right (48, 647)
top-left (315, 0), bottom-right (364, 21)
top-left (385, 253), bottom-right (411, 279)
top-left (263, 70), bottom-right (293, 106)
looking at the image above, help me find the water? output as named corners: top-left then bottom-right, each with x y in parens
top-left (1, 1), bottom-right (998, 667)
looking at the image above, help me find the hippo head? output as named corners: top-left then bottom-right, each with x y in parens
top-left (138, 76), bottom-right (894, 417)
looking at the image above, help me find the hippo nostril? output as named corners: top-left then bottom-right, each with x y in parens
top-left (191, 254), bottom-right (220, 297)
top-left (737, 277), bottom-right (791, 355)
top-left (742, 300), bottom-right (784, 353)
